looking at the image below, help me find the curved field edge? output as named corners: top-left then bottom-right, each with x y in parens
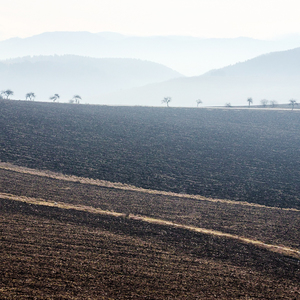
top-left (1, 162), bottom-right (300, 251)
top-left (1, 161), bottom-right (298, 211)
top-left (1, 192), bottom-right (299, 261)
top-left (1, 101), bottom-right (299, 209)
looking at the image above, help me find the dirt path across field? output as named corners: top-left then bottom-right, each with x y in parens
top-left (1, 191), bottom-right (299, 260)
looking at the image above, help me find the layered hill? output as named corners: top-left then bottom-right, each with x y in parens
top-left (0, 55), bottom-right (183, 102)
top-left (1, 31), bottom-right (300, 76)
top-left (102, 47), bottom-right (300, 106)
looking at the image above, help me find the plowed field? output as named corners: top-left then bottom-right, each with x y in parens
top-left (1, 100), bottom-right (300, 299)
top-left (1, 165), bottom-right (300, 299)
top-left (1, 100), bottom-right (299, 208)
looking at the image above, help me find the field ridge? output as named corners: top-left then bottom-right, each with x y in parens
top-left (1, 161), bottom-right (298, 212)
top-left (1, 191), bottom-right (299, 260)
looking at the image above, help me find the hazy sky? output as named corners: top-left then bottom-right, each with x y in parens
top-left (1, 0), bottom-right (300, 41)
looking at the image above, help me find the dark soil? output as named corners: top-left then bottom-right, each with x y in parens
top-left (1, 168), bottom-right (300, 250)
top-left (1, 100), bottom-right (300, 208)
top-left (1, 198), bottom-right (300, 299)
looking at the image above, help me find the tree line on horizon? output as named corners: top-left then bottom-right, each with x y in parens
top-left (246, 97), bottom-right (298, 110)
top-left (0, 89), bottom-right (82, 104)
top-left (0, 89), bottom-right (298, 109)
top-left (162, 96), bottom-right (298, 110)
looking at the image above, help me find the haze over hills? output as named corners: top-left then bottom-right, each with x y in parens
top-left (2, 32), bottom-right (300, 106)
top-left (0, 55), bottom-right (183, 102)
top-left (2, 31), bottom-right (300, 76)
top-left (101, 47), bottom-right (300, 107)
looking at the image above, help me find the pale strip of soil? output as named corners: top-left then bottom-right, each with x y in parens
top-left (1, 161), bottom-right (298, 212)
top-left (1, 192), bottom-right (299, 260)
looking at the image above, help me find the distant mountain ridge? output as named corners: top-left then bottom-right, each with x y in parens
top-left (0, 55), bottom-right (183, 102)
top-left (206, 47), bottom-right (300, 76)
top-left (1, 31), bottom-right (300, 76)
top-left (99, 47), bottom-right (300, 107)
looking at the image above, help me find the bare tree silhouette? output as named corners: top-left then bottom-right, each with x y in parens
top-left (1, 89), bottom-right (14, 99)
top-left (289, 99), bottom-right (298, 110)
top-left (260, 99), bottom-right (268, 108)
top-left (270, 100), bottom-right (277, 108)
top-left (162, 97), bottom-right (171, 107)
top-left (72, 95), bottom-right (82, 104)
top-left (196, 99), bottom-right (202, 107)
top-left (26, 92), bottom-right (35, 101)
top-left (247, 97), bottom-right (253, 107)
top-left (50, 94), bottom-right (60, 102)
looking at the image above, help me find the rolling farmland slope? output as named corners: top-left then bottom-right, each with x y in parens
top-left (0, 100), bottom-right (299, 209)
top-left (1, 163), bottom-right (300, 299)
top-left (1, 99), bottom-right (300, 298)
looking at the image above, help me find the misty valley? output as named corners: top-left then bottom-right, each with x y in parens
top-left (1, 32), bottom-right (300, 107)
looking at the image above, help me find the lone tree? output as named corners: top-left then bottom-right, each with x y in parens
top-left (50, 94), bottom-right (60, 102)
top-left (247, 97), bottom-right (253, 107)
top-left (289, 99), bottom-right (298, 110)
top-left (25, 92), bottom-right (35, 101)
top-left (260, 99), bottom-right (268, 107)
top-left (72, 95), bottom-right (82, 104)
top-left (225, 102), bottom-right (231, 107)
top-left (162, 97), bottom-right (171, 107)
top-left (270, 100), bottom-right (277, 108)
top-left (196, 99), bottom-right (203, 107)
top-left (1, 89), bottom-right (14, 99)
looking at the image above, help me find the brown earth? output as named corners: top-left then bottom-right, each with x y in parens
top-left (1, 164), bottom-right (300, 299)
top-left (1, 164), bottom-right (299, 250)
